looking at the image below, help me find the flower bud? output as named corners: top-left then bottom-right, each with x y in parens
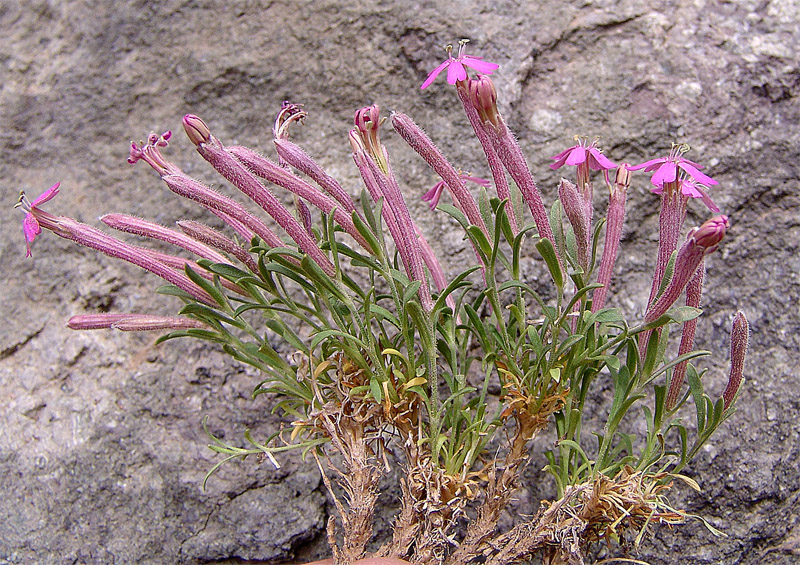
top-left (614, 163), bottom-right (632, 191)
top-left (723, 311), bottom-right (749, 409)
top-left (690, 214), bottom-right (729, 251)
top-left (467, 74), bottom-right (499, 127)
top-left (352, 105), bottom-right (388, 174)
top-left (182, 114), bottom-right (211, 146)
top-left (354, 104), bottom-right (381, 134)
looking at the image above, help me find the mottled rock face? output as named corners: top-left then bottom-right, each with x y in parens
top-left (1, 1), bottom-right (798, 564)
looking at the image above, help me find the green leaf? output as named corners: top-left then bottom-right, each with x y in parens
top-left (205, 263), bottom-right (253, 282)
top-left (352, 209), bottom-right (382, 258)
top-left (536, 238), bottom-right (563, 289)
top-left (594, 308), bottom-right (625, 324)
top-left (403, 280), bottom-right (422, 305)
top-left (687, 365), bottom-right (706, 431)
top-left (156, 284), bottom-right (198, 301)
top-left (432, 266), bottom-right (480, 314)
top-left (310, 329), bottom-right (368, 352)
top-left (184, 265), bottom-right (228, 307)
top-left (466, 225), bottom-right (492, 261)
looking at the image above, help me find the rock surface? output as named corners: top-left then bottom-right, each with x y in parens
top-left (1, 0), bottom-right (798, 563)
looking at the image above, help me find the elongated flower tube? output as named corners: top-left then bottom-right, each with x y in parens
top-left (463, 75), bottom-right (556, 251)
top-left (455, 78), bottom-right (517, 234)
top-left (182, 115), bottom-right (336, 276)
top-left (128, 131), bottom-right (279, 246)
top-left (390, 111), bottom-right (487, 238)
top-left (350, 116), bottom-right (432, 311)
top-left (592, 164), bottom-right (629, 313)
top-left (67, 313), bottom-right (208, 331)
top-left (273, 102), bottom-right (358, 214)
top-left (100, 214), bottom-right (229, 264)
top-left (274, 138), bottom-right (358, 214)
top-left (19, 188), bottom-right (215, 305)
top-left (226, 144), bottom-right (371, 252)
top-left (723, 311), bottom-right (749, 409)
top-left (666, 262), bottom-right (705, 410)
top-left (644, 215), bottom-right (729, 325)
top-left (177, 220), bottom-right (260, 274)
top-left (143, 248), bottom-right (247, 296)
top-left (558, 178), bottom-right (590, 271)
top-left (634, 144), bottom-right (719, 312)
top-left (415, 226), bottom-right (456, 313)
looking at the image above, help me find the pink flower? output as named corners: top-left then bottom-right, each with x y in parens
top-left (550, 139), bottom-right (616, 172)
top-left (422, 174), bottom-right (490, 210)
top-left (420, 40), bottom-right (499, 89)
top-left (17, 182), bottom-right (60, 257)
top-left (651, 179), bottom-right (720, 213)
top-left (629, 145), bottom-right (719, 211)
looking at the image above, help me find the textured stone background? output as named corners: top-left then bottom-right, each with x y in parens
top-left (1, 0), bottom-right (798, 563)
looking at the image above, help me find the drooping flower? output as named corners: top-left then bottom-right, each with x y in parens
top-left (16, 182), bottom-right (61, 257)
top-left (420, 40), bottom-right (499, 89)
top-left (551, 137), bottom-right (616, 188)
top-left (629, 144), bottom-right (719, 211)
top-left (651, 179), bottom-right (720, 213)
top-left (422, 173), bottom-right (490, 210)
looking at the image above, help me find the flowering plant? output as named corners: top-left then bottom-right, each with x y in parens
top-left (20, 42), bottom-right (748, 565)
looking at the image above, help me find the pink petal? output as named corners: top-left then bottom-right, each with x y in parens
top-left (683, 181), bottom-right (720, 212)
top-left (565, 146), bottom-right (587, 166)
top-left (650, 185), bottom-right (664, 195)
top-left (420, 59), bottom-right (451, 89)
top-left (588, 147), bottom-right (616, 170)
top-left (679, 160), bottom-right (718, 186)
top-left (550, 146), bottom-right (574, 170)
top-left (461, 56), bottom-right (499, 75)
top-left (422, 181), bottom-right (446, 209)
top-left (650, 161), bottom-right (677, 186)
top-left (31, 182), bottom-right (61, 207)
top-left (23, 214), bottom-right (41, 257)
top-left (462, 175), bottom-right (491, 188)
top-left (23, 214), bottom-right (41, 241)
top-left (446, 60), bottom-right (467, 84)
top-left (628, 158), bottom-right (665, 171)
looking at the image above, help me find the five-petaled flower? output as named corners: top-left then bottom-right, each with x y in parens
top-left (420, 39), bottom-right (499, 90)
top-left (550, 138), bottom-right (616, 187)
top-left (629, 144), bottom-right (720, 211)
top-left (422, 173), bottom-right (491, 210)
top-left (17, 182), bottom-right (60, 257)
top-left (550, 138), bottom-right (616, 173)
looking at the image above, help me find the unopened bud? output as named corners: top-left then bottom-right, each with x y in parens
top-left (67, 313), bottom-right (207, 332)
top-left (690, 214), bottom-right (729, 251)
top-left (182, 114), bottom-right (211, 146)
top-left (467, 75), bottom-right (499, 126)
top-left (354, 104), bottom-right (381, 134)
top-left (723, 311), bottom-right (749, 409)
top-left (352, 105), bottom-right (388, 174)
top-left (614, 163), bottom-right (632, 191)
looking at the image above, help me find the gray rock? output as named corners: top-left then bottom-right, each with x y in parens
top-left (1, 0), bottom-right (797, 563)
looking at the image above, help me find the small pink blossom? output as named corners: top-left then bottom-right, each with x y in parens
top-left (550, 139), bottom-right (616, 172)
top-left (420, 40), bottom-right (499, 90)
top-left (422, 174), bottom-right (490, 210)
top-left (651, 179), bottom-right (720, 213)
top-left (629, 145), bottom-right (719, 211)
top-left (17, 182), bottom-right (60, 257)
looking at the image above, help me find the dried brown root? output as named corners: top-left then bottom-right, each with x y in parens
top-left (316, 405), bottom-right (382, 565)
top-left (482, 467), bottom-right (685, 565)
top-left (446, 381), bottom-right (568, 565)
